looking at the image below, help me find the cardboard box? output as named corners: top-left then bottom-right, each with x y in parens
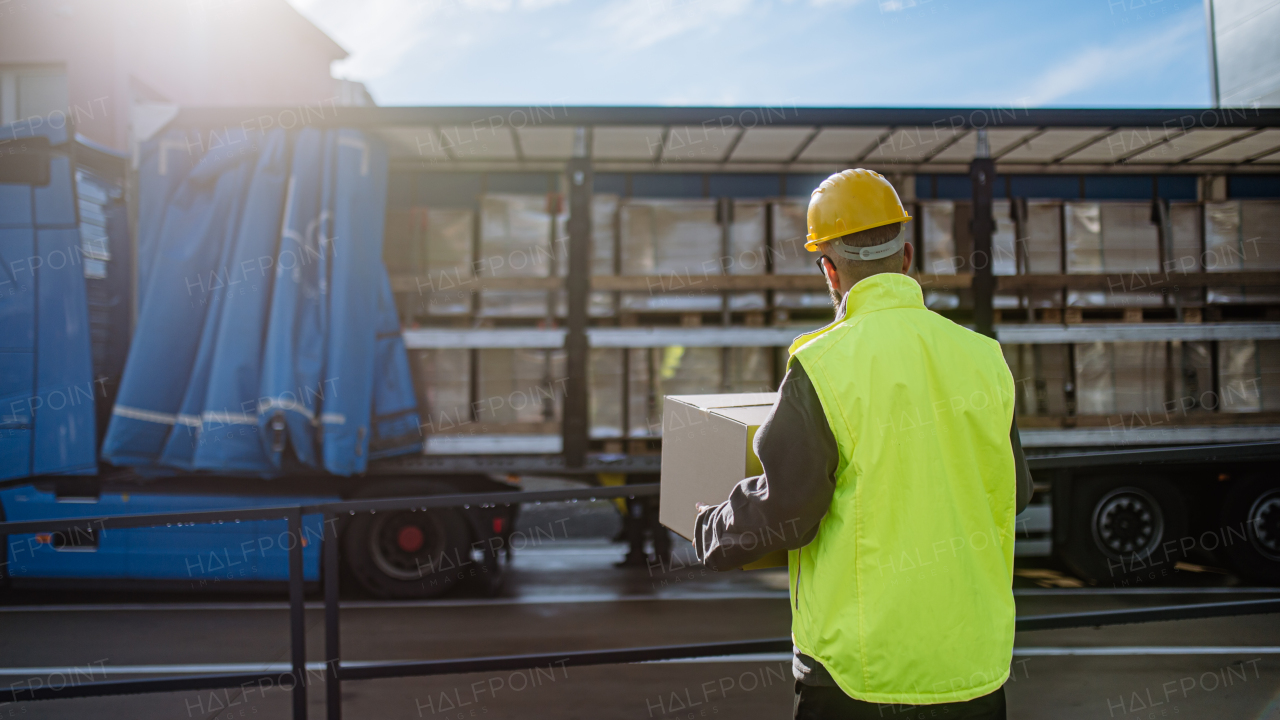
top-left (659, 393), bottom-right (787, 570)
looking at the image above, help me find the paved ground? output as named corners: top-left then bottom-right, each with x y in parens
top-left (2, 498), bottom-right (1279, 719)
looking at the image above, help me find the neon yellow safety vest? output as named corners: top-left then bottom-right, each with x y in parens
top-left (787, 272), bottom-right (1017, 705)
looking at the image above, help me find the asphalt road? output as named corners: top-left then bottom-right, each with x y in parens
top-left (1, 538), bottom-right (1279, 720)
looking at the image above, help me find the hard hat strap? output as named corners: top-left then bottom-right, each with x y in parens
top-left (829, 227), bottom-right (905, 261)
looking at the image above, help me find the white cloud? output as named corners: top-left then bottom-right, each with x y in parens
top-left (1017, 13), bottom-right (1201, 106)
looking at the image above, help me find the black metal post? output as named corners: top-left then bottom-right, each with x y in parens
top-left (563, 127), bottom-right (593, 468)
top-left (970, 133), bottom-right (996, 339)
top-left (288, 509), bottom-right (308, 720)
top-left (323, 513), bottom-right (342, 720)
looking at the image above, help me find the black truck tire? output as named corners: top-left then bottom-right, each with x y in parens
top-left (1059, 476), bottom-right (1188, 586)
top-left (1218, 474), bottom-right (1280, 586)
top-left (342, 480), bottom-right (474, 599)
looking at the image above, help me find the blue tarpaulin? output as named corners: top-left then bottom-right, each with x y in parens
top-left (0, 120), bottom-right (98, 480)
top-left (102, 126), bottom-right (420, 476)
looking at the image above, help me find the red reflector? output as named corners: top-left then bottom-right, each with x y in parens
top-left (397, 525), bottom-right (425, 553)
top-left (492, 517), bottom-right (504, 534)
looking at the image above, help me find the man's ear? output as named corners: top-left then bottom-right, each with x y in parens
top-left (822, 256), bottom-right (842, 290)
top-left (900, 241), bottom-right (915, 274)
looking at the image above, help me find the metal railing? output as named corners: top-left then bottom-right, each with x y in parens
top-left (1, 482), bottom-right (1278, 718)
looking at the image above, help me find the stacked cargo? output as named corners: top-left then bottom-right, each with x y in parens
top-left (479, 194), bottom-right (558, 318)
top-left (416, 207), bottom-right (475, 315)
top-left (1205, 200), bottom-right (1280, 304)
top-left (387, 176), bottom-right (834, 450)
top-left (1064, 201), bottom-right (1161, 307)
top-left (387, 169), bottom-right (1280, 453)
top-left (988, 195), bottom-right (1280, 436)
top-left (1218, 340), bottom-right (1280, 413)
top-left (619, 199), bottom-right (723, 312)
top-left (771, 199), bottom-right (828, 310)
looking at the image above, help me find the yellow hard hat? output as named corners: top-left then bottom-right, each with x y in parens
top-left (804, 169), bottom-right (912, 251)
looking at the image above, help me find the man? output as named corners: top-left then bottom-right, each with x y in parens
top-left (694, 169), bottom-right (1032, 720)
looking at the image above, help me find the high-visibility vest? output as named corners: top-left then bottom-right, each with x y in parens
top-left (788, 272), bottom-right (1017, 705)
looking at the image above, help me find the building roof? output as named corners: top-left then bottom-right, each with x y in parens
top-left (280, 0), bottom-right (348, 60)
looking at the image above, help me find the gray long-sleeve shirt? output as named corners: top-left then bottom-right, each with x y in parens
top-left (692, 348), bottom-right (1033, 686)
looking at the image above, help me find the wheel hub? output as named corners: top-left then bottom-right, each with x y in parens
top-left (1092, 488), bottom-right (1164, 560)
top-left (370, 513), bottom-right (444, 582)
top-left (1248, 490), bottom-right (1280, 562)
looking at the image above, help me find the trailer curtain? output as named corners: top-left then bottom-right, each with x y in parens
top-left (102, 126), bottom-right (420, 476)
top-left (0, 120), bottom-right (98, 480)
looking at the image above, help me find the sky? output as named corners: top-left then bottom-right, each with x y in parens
top-left (287, 0), bottom-right (1214, 108)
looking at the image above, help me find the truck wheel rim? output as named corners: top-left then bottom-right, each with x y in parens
top-left (1091, 487), bottom-right (1164, 561)
top-left (370, 512), bottom-right (447, 582)
top-left (1248, 489), bottom-right (1280, 562)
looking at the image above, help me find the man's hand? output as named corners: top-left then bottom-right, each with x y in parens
top-left (696, 502), bottom-right (712, 513)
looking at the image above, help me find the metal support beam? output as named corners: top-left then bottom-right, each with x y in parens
top-left (970, 130), bottom-right (996, 339)
top-left (287, 509), bottom-right (308, 720)
top-left (323, 514), bottom-right (342, 720)
top-left (563, 129), bottom-right (593, 468)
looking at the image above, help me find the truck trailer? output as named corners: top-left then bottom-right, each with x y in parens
top-left (2, 105), bottom-right (1279, 596)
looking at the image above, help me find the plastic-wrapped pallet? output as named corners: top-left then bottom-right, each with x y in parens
top-left (1001, 344), bottom-right (1071, 416)
top-left (475, 348), bottom-right (565, 426)
top-left (919, 200), bottom-right (959, 309)
top-left (627, 346), bottom-right (722, 436)
top-left (627, 348), bottom-right (659, 437)
top-left (1064, 203), bottom-right (1102, 281)
top-left (1022, 200), bottom-right (1063, 309)
top-left (1172, 341), bottom-right (1214, 414)
top-left (1001, 344), bottom-right (1033, 416)
top-left (555, 194), bottom-right (619, 316)
top-left (480, 194), bottom-right (555, 317)
top-left (991, 200), bottom-right (1018, 276)
top-left (1008, 341), bottom-right (1221, 423)
top-left (725, 347), bottom-right (773, 392)
top-left (1074, 342), bottom-right (1167, 417)
top-left (991, 200), bottom-right (1020, 310)
top-left (414, 207), bottom-right (475, 315)
top-left (1065, 202), bottom-right (1162, 307)
top-left (589, 348), bottom-right (624, 438)
top-left (1205, 200), bottom-right (1280, 304)
top-left (1169, 202), bottom-right (1202, 272)
top-left (939, 200), bottom-right (1015, 307)
top-left (620, 199), bottom-right (722, 312)
top-left (771, 199), bottom-right (827, 309)
top-left (1217, 340), bottom-right (1280, 412)
top-left (727, 200), bottom-right (767, 311)
top-left (1023, 201), bottom-right (1062, 273)
top-left (413, 349), bottom-right (470, 438)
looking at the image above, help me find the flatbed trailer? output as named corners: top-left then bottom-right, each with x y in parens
top-left (2, 106), bottom-right (1279, 596)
